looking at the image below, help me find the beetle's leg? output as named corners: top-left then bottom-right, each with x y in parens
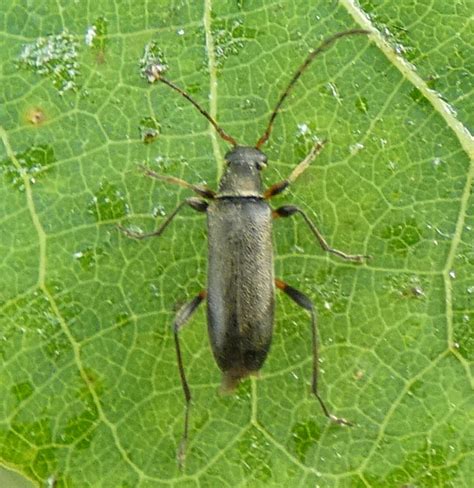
top-left (119, 197), bottom-right (208, 240)
top-left (173, 290), bottom-right (207, 468)
top-left (139, 165), bottom-right (216, 199)
top-left (264, 141), bottom-right (326, 199)
top-left (275, 279), bottom-right (352, 426)
top-left (273, 205), bottom-right (370, 263)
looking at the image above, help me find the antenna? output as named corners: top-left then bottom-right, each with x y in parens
top-left (255, 29), bottom-right (370, 149)
top-left (147, 65), bottom-right (238, 147)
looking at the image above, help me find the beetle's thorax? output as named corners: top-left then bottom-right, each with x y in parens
top-left (218, 146), bottom-right (268, 197)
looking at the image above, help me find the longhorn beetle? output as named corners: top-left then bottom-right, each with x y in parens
top-left (120, 29), bottom-right (371, 466)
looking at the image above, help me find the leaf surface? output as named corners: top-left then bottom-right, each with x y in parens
top-left (1, 1), bottom-right (473, 486)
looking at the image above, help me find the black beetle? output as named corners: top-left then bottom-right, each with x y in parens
top-left (120, 29), bottom-right (370, 466)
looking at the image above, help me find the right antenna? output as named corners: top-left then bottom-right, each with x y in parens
top-left (255, 29), bottom-right (370, 150)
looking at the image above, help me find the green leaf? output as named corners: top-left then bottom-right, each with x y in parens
top-left (1, 1), bottom-right (472, 486)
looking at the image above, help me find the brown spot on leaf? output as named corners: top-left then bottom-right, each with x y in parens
top-left (25, 106), bottom-right (46, 126)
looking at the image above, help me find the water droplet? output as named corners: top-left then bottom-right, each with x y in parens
top-left (239, 98), bottom-right (256, 112)
top-left (151, 205), bottom-right (166, 217)
top-left (18, 30), bottom-right (79, 94)
top-left (46, 475), bottom-right (57, 488)
top-left (72, 246), bottom-right (104, 270)
top-left (212, 18), bottom-right (245, 69)
top-left (325, 82), bottom-right (341, 103)
top-left (394, 42), bottom-right (406, 55)
top-left (434, 226), bottom-right (451, 239)
top-left (411, 286), bottom-right (425, 298)
top-left (297, 123), bottom-right (309, 135)
top-left (387, 160), bottom-right (397, 171)
top-left (88, 181), bottom-right (129, 221)
top-left (149, 283), bottom-right (160, 298)
top-left (153, 155), bottom-right (166, 168)
top-left (294, 122), bottom-right (321, 157)
top-left (383, 273), bottom-right (426, 299)
top-left (85, 26), bottom-right (97, 46)
top-left (349, 142), bottom-right (364, 155)
top-left (120, 224), bottom-right (143, 236)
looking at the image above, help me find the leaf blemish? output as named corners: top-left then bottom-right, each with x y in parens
top-left (24, 106), bottom-right (47, 126)
top-left (139, 41), bottom-right (168, 82)
top-left (0, 144), bottom-right (55, 190)
top-left (85, 17), bottom-right (108, 64)
top-left (18, 30), bottom-right (79, 94)
top-left (139, 116), bottom-right (161, 144)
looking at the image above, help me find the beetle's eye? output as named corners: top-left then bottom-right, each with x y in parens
top-left (256, 158), bottom-right (268, 170)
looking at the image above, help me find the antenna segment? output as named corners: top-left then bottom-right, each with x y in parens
top-left (255, 29), bottom-right (370, 149)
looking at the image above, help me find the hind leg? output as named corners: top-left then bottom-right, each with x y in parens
top-left (275, 278), bottom-right (351, 426)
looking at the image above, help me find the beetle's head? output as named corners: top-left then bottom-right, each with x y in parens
top-left (218, 146), bottom-right (268, 195)
top-left (224, 146), bottom-right (268, 171)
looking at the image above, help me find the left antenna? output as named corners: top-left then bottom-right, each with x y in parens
top-left (147, 65), bottom-right (238, 147)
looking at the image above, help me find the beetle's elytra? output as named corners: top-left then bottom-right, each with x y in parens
top-left (120, 28), bottom-right (371, 467)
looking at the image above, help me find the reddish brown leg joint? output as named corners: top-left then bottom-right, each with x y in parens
top-left (264, 180), bottom-right (290, 200)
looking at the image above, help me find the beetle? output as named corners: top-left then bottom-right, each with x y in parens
top-left (120, 29), bottom-right (370, 465)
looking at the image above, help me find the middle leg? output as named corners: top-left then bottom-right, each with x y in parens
top-left (273, 205), bottom-right (369, 262)
top-left (119, 197), bottom-right (208, 240)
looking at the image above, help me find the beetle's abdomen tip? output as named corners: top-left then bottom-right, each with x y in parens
top-left (219, 368), bottom-right (260, 394)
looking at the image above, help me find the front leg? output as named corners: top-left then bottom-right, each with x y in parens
top-left (273, 205), bottom-right (370, 263)
top-left (264, 140), bottom-right (326, 199)
top-left (139, 165), bottom-right (216, 199)
top-left (119, 197), bottom-right (208, 240)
